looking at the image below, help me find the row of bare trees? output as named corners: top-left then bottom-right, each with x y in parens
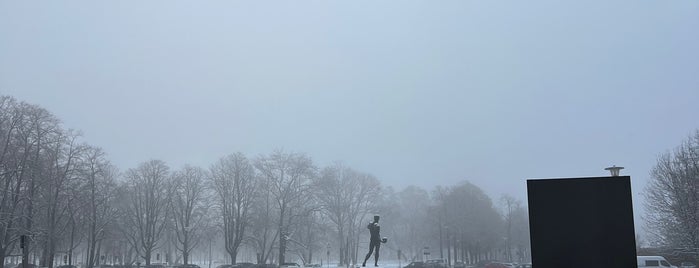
top-left (0, 95), bottom-right (127, 268)
top-left (1, 95), bottom-right (529, 268)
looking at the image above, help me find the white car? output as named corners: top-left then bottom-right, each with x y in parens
top-left (680, 262), bottom-right (696, 268)
top-left (638, 256), bottom-right (677, 268)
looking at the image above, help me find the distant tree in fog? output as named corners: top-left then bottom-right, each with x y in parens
top-left (312, 164), bottom-right (381, 266)
top-left (434, 182), bottom-right (503, 264)
top-left (122, 160), bottom-right (173, 265)
top-left (247, 175), bottom-right (278, 264)
top-left (293, 210), bottom-right (330, 265)
top-left (170, 165), bottom-right (208, 265)
top-left (254, 150), bottom-right (316, 265)
top-left (379, 186), bottom-right (432, 262)
top-left (81, 147), bottom-right (118, 268)
top-left (209, 153), bottom-right (256, 264)
top-left (645, 130), bottom-right (699, 249)
top-left (37, 130), bottom-right (88, 268)
top-left (499, 195), bottom-right (529, 263)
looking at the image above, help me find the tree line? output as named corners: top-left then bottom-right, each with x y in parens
top-left (0, 95), bottom-right (530, 268)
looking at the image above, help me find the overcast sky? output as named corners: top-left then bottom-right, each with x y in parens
top-left (1, 0), bottom-right (698, 234)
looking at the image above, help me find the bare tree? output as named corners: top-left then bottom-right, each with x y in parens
top-left (435, 182), bottom-right (503, 264)
top-left (254, 150), bottom-right (316, 265)
top-left (0, 96), bottom-right (106, 268)
top-left (499, 195), bottom-right (516, 262)
top-left (0, 96), bottom-right (30, 268)
top-left (508, 204), bottom-right (529, 263)
top-left (81, 147), bottom-right (118, 268)
top-left (645, 130), bottom-right (699, 250)
top-left (499, 195), bottom-right (529, 263)
top-left (380, 186), bottom-right (432, 262)
top-left (14, 100), bottom-right (62, 268)
top-left (171, 165), bottom-right (208, 265)
top-left (123, 160), bottom-right (173, 265)
top-left (209, 153), bottom-right (256, 264)
top-left (313, 164), bottom-right (381, 266)
top-left (37, 130), bottom-right (87, 268)
top-left (248, 175), bottom-right (278, 264)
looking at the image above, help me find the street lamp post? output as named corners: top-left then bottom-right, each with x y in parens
top-left (326, 244), bottom-right (330, 268)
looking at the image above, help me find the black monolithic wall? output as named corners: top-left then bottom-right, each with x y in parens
top-left (527, 176), bottom-right (637, 268)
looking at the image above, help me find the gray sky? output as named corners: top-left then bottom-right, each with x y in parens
top-left (2, 0), bottom-right (698, 235)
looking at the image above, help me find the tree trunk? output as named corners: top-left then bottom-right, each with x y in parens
top-left (144, 248), bottom-right (151, 265)
top-left (96, 242), bottom-right (102, 266)
top-left (0, 246), bottom-right (6, 268)
top-left (338, 228), bottom-right (344, 265)
top-left (278, 235), bottom-right (286, 265)
top-left (229, 252), bottom-right (237, 265)
top-left (88, 235), bottom-right (97, 268)
top-left (22, 235), bottom-right (29, 268)
top-left (68, 222), bottom-right (75, 266)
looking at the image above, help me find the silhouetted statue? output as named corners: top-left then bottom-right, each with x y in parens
top-left (362, 215), bottom-right (384, 267)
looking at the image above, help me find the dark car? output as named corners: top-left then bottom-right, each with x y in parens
top-left (425, 259), bottom-right (447, 268)
top-left (232, 263), bottom-right (256, 268)
top-left (13, 264), bottom-right (39, 268)
top-left (57, 265), bottom-right (78, 268)
top-left (404, 262), bottom-right (425, 268)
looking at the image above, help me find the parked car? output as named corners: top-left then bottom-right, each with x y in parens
top-left (474, 261), bottom-right (497, 268)
top-left (680, 262), bottom-right (696, 268)
top-left (404, 262), bottom-right (425, 268)
top-left (13, 264), bottom-right (39, 268)
top-left (484, 263), bottom-right (509, 268)
top-left (638, 256), bottom-right (677, 268)
top-left (425, 259), bottom-right (447, 268)
top-left (232, 263), bottom-right (256, 268)
top-left (145, 264), bottom-right (167, 268)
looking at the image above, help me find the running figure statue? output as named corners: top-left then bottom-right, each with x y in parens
top-left (362, 215), bottom-right (385, 267)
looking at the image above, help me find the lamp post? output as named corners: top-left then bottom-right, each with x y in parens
top-left (327, 244), bottom-right (331, 268)
top-left (605, 165), bottom-right (624, 177)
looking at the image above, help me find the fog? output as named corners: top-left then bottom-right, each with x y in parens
top-left (1, 0), bottom-right (699, 267)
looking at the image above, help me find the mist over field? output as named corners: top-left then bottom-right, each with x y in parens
top-left (1, 0), bottom-right (699, 267)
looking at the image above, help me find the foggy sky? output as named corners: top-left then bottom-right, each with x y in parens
top-left (2, 0), bottom-right (699, 235)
